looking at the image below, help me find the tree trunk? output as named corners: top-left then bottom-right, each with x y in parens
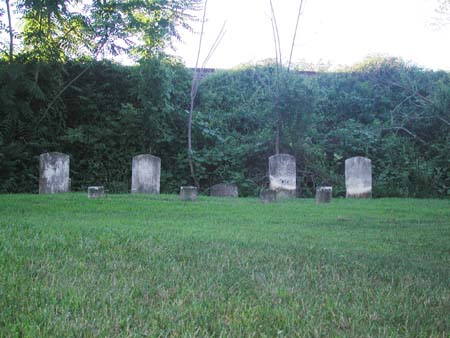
top-left (275, 117), bottom-right (280, 154)
top-left (188, 84), bottom-right (200, 189)
top-left (187, 0), bottom-right (208, 190)
top-left (5, 0), bottom-right (13, 61)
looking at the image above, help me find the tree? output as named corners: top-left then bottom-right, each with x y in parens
top-left (12, 0), bottom-right (201, 130)
top-left (17, 0), bottom-right (88, 61)
top-left (187, 0), bottom-right (225, 189)
top-left (14, 0), bottom-right (201, 61)
top-left (86, 0), bottom-right (202, 59)
top-left (433, 0), bottom-right (450, 28)
top-left (4, 0), bottom-right (13, 61)
top-left (268, 0), bottom-right (305, 154)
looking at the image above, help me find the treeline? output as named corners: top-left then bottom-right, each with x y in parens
top-left (0, 56), bottom-right (449, 197)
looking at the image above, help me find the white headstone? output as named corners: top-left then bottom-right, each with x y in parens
top-left (268, 154), bottom-right (296, 199)
top-left (131, 154), bottom-right (161, 194)
top-left (39, 152), bottom-right (70, 194)
top-left (345, 157), bottom-right (372, 198)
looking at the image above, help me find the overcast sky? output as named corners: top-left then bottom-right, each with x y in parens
top-left (169, 0), bottom-right (450, 70)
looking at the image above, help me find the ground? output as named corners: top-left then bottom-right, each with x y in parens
top-left (0, 194), bottom-right (449, 337)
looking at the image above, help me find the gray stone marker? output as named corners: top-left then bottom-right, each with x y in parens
top-left (131, 154), bottom-right (161, 194)
top-left (260, 189), bottom-right (277, 203)
top-left (316, 186), bottom-right (332, 204)
top-left (88, 186), bottom-right (105, 199)
top-left (345, 156), bottom-right (372, 198)
top-left (269, 154), bottom-right (297, 199)
top-left (39, 152), bottom-right (70, 194)
top-left (210, 183), bottom-right (238, 197)
top-left (180, 186), bottom-right (198, 201)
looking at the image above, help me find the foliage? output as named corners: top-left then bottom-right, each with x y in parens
top-left (0, 57), bottom-right (449, 197)
top-left (0, 56), bottom-right (192, 193)
top-left (11, 0), bottom-right (201, 61)
top-left (18, 0), bottom-right (89, 61)
top-left (86, 0), bottom-right (202, 58)
top-left (195, 59), bottom-right (449, 197)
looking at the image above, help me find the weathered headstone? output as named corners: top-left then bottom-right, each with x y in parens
top-left (39, 152), bottom-right (70, 194)
top-left (345, 156), bottom-right (372, 198)
top-left (269, 154), bottom-right (297, 199)
top-left (210, 183), bottom-right (238, 197)
top-left (316, 186), bottom-right (332, 204)
top-left (131, 154), bottom-right (161, 194)
top-left (88, 186), bottom-right (105, 199)
top-left (260, 189), bottom-right (277, 203)
top-left (180, 186), bottom-right (198, 201)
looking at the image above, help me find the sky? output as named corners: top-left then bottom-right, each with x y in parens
top-left (168, 0), bottom-right (450, 71)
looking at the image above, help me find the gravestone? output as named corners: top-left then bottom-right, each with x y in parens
top-left (131, 154), bottom-right (161, 194)
top-left (88, 186), bottom-right (105, 199)
top-left (345, 156), bottom-right (372, 198)
top-left (260, 189), bottom-right (277, 203)
top-left (39, 152), bottom-right (70, 194)
top-left (316, 186), bottom-right (332, 204)
top-left (180, 186), bottom-right (198, 201)
top-left (210, 183), bottom-right (238, 197)
top-left (269, 154), bottom-right (296, 199)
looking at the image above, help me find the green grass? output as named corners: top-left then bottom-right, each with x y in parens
top-left (0, 194), bottom-right (449, 337)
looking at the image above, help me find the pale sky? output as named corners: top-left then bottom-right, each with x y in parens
top-left (169, 0), bottom-right (450, 70)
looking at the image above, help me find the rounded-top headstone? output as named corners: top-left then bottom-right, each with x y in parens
top-left (39, 152), bottom-right (70, 194)
top-left (210, 183), bottom-right (238, 197)
top-left (345, 156), bottom-right (372, 198)
top-left (131, 154), bottom-right (161, 194)
top-left (180, 186), bottom-right (198, 201)
top-left (316, 186), bottom-right (332, 204)
top-left (268, 154), bottom-right (297, 199)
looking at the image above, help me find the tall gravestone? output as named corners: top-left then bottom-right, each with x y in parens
top-left (210, 183), bottom-right (238, 197)
top-left (39, 152), bottom-right (70, 194)
top-left (269, 154), bottom-right (296, 199)
top-left (345, 156), bottom-right (372, 198)
top-left (131, 154), bottom-right (161, 194)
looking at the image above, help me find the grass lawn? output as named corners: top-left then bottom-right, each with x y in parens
top-left (0, 194), bottom-right (449, 337)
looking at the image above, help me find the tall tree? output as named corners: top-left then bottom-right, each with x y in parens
top-left (14, 0), bottom-right (201, 61)
top-left (433, 0), bottom-right (450, 27)
top-left (187, 0), bottom-right (226, 189)
top-left (269, 0), bottom-right (305, 154)
top-left (16, 0), bottom-right (201, 127)
top-left (4, 0), bottom-right (13, 61)
top-left (18, 0), bottom-right (88, 61)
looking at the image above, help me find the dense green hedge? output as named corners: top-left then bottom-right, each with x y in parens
top-left (0, 57), bottom-right (449, 197)
top-left (194, 59), bottom-right (450, 197)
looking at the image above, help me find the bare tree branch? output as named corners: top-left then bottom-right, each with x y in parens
top-left (269, 0), bottom-right (282, 66)
top-left (383, 127), bottom-right (427, 144)
top-left (270, 19), bottom-right (279, 67)
top-left (187, 0), bottom-right (208, 189)
top-left (378, 77), bottom-right (450, 126)
top-left (288, 0), bottom-right (304, 71)
top-left (37, 40), bottom-right (108, 126)
top-left (188, 0), bottom-right (226, 189)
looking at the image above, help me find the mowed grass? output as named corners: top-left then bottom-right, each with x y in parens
top-left (0, 194), bottom-right (449, 337)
